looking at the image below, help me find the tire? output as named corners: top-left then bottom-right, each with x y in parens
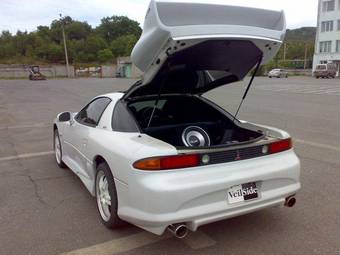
top-left (95, 162), bottom-right (124, 229)
top-left (54, 129), bottom-right (67, 168)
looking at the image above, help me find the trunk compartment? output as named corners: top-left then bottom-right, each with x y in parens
top-left (127, 95), bottom-right (264, 149)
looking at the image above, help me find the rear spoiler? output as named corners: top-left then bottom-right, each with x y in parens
top-left (132, 0), bottom-right (286, 82)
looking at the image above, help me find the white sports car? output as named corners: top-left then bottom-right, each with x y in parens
top-left (53, 1), bottom-right (300, 238)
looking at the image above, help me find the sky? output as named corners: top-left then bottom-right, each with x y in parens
top-left (0, 0), bottom-right (319, 34)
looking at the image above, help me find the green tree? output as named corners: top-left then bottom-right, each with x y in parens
top-left (66, 21), bottom-right (92, 40)
top-left (110, 34), bottom-right (138, 57)
top-left (0, 31), bottom-right (16, 59)
top-left (36, 26), bottom-right (52, 43)
top-left (84, 35), bottom-right (107, 61)
top-left (0, 15), bottom-right (141, 64)
top-left (46, 43), bottom-right (63, 62)
top-left (35, 43), bottom-right (63, 62)
top-left (98, 49), bottom-right (113, 63)
top-left (96, 16), bottom-right (141, 42)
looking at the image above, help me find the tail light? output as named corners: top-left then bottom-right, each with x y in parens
top-left (133, 154), bottom-right (200, 170)
top-left (133, 138), bottom-right (292, 171)
top-left (269, 138), bottom-right (292, 154)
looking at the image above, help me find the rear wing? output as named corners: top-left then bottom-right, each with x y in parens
top-left (132, 0), bottom-right (286, 83)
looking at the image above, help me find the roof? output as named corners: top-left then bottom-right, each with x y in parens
top-left (99, 92), bottom-right (125, 101)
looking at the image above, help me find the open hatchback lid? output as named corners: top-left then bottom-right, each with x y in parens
top-left (124, 0), bottom-right (286, 99)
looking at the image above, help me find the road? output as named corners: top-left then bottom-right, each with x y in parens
top-left (0, 77), bottom-right (339, 255)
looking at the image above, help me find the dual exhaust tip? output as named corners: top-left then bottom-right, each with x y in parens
top-left (168, 196), bottom-right (296, 238)
top-left (167, 223), bottom-right (188, 239)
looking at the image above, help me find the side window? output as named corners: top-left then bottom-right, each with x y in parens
top-left (76, 97), bottom-right (111, 127)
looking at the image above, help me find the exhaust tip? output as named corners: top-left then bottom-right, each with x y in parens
top-left (168, 224), bottom-right (188, 239)
top-left (285, 196), bottom-right (296, 208)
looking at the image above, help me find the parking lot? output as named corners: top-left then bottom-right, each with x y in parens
top-left (0, 76), bottom-right (339, 255)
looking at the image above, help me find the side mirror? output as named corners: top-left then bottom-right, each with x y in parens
top-left (58, 112), bottom-right (71, 122)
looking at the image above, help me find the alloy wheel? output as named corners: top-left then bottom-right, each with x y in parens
top-left (96, 171), bottom-right (112, 222)
top-left (54, 134), bottom-right (62, 164)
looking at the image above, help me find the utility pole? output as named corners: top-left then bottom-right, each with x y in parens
top-left (283, 42), bottom-right (287, 62)
top-left (304, 43), bottom-right (308, 70)
top-left (60, 14), bottom-right (70, 78)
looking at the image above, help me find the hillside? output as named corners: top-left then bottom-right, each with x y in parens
top-left (285, 27), bottom-right (316, 42)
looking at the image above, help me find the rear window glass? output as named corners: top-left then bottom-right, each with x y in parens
top-left (130, 100), bottom-right (166, 112)
top-left (316, 65), bottom-right (326, 70)
top-left (128, 96), bottom-right (223, 129)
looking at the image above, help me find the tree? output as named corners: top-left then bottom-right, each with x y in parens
top-left (0, 31), bottom-right (16, 59)
top-left (110, 34), bottom-right (138, 57)
top-left (35, 43), bottom-right (63, 62)
top-left (0, 15), bottom-right (141, 64)
top-left (85, 35), bottom-right (107, 56)
top-left (96, 16), bottom-right (142, 42)
top-left (98, 49), bottom-right (113, 63)
top-left (46, 43), bottom-right (64, 62)
top-left (66, 21), bottom-right (92, 40)
top-left (36, 26), bottom-right (51, 42)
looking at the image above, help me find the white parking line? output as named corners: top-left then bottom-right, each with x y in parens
top-left (60, 232), bottom-right (172, 255)
top-left (0, 123), bottom-right (50, 130)
top-left (257, 86), bottom-right (340, 96)
top-left (0, 151), bottom-right (54, 162)
top-left (324, 89), bottom-right (340, 94)
top-left (295, 139), bottom-right (340, 152)
top-left (60, 230), bottom-right (216, 255)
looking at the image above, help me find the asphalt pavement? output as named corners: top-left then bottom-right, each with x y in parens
top-left (0, 77), bottom-right (339, 255)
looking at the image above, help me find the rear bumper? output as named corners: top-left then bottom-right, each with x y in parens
top-left (116, 150), bottom-right (301, 235)
top-left (314, 72), bottom-right (333, 77)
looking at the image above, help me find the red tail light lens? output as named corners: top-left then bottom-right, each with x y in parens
top-left (133, 154), bottom-right (200, 171)
top-left (269, 138), bottom-right (292, 154)
top-left (134, 138), bottom-right (292, 170)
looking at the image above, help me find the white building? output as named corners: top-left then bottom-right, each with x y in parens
top-left (313, 0), bottom-right (340, 72)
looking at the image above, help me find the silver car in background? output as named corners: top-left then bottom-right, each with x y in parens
top-left (268, 69), bottom-right (289, 78)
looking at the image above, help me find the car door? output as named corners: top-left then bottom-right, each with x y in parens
top-left (63, 97), bottom-right (111, 179)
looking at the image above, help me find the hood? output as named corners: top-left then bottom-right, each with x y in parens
top-left (125, 0), bottom-right (286, 99)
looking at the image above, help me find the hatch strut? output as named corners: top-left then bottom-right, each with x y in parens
top-left (147, 58), bottom-right (172, 128)
top-left (232, 56), bottom-right (263, 123)
top-left (146, 82), bottom-right (165, 128)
